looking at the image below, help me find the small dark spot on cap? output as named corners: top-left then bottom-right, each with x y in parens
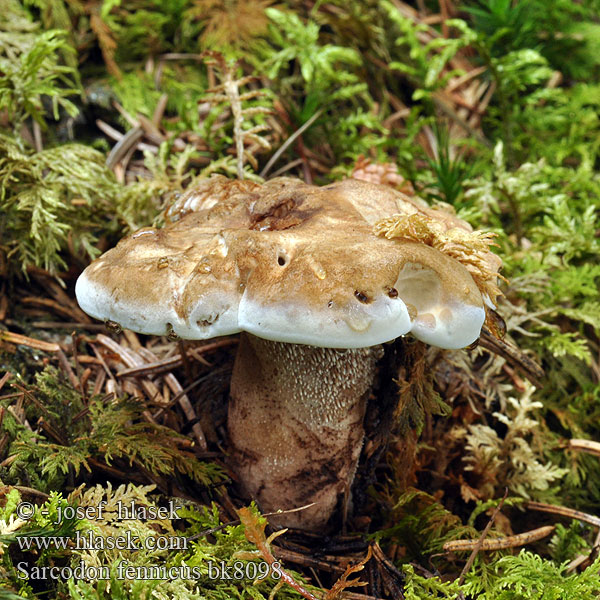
top-left (388, 287), bottom-right (398, 298)
top-left (157, 257), bottom-right (169, 269)
top-left (105, 320), bottom-right (122, 334)
top-left (197, 314), bottom-right (219, 327)
top-left (354, 290), bottom-right (370, 304)
top-left (166, 323), bottom-right (179, 341)
top-left (277, 253), bottom-right (287, 266)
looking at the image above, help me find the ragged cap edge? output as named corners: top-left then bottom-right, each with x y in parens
top-left (75, 269), bottom-right (242, 340)
top-left (75, 259), bottom-right (485, 350)
top-left (75, 177), bottom-right (492, 350)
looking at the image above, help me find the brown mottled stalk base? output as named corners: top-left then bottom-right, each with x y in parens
top-left (228, 333), bottom-right (381, 530)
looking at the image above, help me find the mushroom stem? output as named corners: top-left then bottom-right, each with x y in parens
top-left (228, 333), bottom-right (382, 530)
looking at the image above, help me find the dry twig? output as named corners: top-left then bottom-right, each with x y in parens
top-left (445, 525), bottom-right (555, 553)
top-left (526, 501), bottom-right (600, 529)
top-left (0, 331), bottom-right (60, 353)
top-left (569, 439), bottom-right (600, 458)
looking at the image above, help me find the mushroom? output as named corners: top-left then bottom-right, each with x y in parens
top-left (75, 175), bottom-right (502, 530)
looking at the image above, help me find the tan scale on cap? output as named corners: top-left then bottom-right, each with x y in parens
top-left (76, 176), bottom-right (500, 350)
